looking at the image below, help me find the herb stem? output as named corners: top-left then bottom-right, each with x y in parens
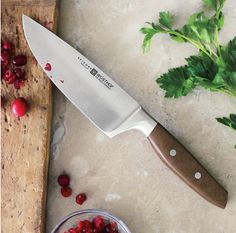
top-left (214, 27), bottom-right (222, 59)
top-left (216, 1), bottom-right (225, 18)
top-left (165, 30), bottom-right (215, 61)
top-left (220, 89), bottom-right (236, 98)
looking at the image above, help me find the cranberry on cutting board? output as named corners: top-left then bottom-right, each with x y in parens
top-left (12, 97), bottom-right (28, 117)
top-left (2, 40), bottom-right (12, 51)
top-left (12, 54), bottom-right (27, 66)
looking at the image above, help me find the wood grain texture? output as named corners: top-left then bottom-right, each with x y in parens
top-left (1, 1), bottom-right (58, 232)
top-left (148, 124), bottom-right (228, 208)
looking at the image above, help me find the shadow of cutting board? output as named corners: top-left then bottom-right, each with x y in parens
top-left (1, 1), bottom-right (58, 232)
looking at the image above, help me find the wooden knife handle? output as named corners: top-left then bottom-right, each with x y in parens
top-left (148, 124), bottom-right (228, 208)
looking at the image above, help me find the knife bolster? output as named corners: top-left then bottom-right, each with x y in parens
top-left (107, 108), bottom-right (157, 137)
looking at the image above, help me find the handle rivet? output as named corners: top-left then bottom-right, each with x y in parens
top-left (194, 172), bottom-right (201, 179)
top-left (170, 149), bottom-right (176, 156)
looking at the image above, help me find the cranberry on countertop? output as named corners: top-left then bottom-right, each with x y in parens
top-left (61, 187), bottom-right (72, 197)
top-left (57, 174), bottom-right (70, 187)
top-left (12, 97), bottom-right (28, 117)
top-left (75, 193), bottom-right (87, 205)
top-left (12, 54), bottom-right (27, 66)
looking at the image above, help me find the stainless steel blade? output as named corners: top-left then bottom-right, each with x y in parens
top-left (23, 15), bottom-right (156, 137)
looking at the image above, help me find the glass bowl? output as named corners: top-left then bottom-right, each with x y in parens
top-left (51, 209), bottom-right (131, 233)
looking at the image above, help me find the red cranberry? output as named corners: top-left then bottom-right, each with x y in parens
top-left (1, 50), bottom-right (10, 67)
top-left (44, 63), bottom-right (51, 71)
top-left (7, 74), bottom-right (17, 84)
top-left (77, 220), bottom-right (92, 231)
top-left (14, 79), bottom-right (24, 89)
top-left (77, 221), bottom-right (84, 231)
top-left (110, 222), bottom-right (117, 230)
top-left (105, 223), bottom-right (118, 233)
top-left (2, 41), bottom-right (12, 51)
top-left (13, 68), bottom-right (25, 79)
top-left (86, 230), bottom-right (93, 233)
top-left (75, 193), bottom-right (87, 205)
top-left (3, 69), bottom-right (13, 78)
top-left (93, 229), bottom-right (101, 233)
top-left (1, 66), bottom-right (7, 78)
top-left (3, 69), bottom-right (17, 84)
top-left (12, 97), bottom-right (28, 117)
top-left (57, 174), bottom-right (70, 187)
top-left (68, 228), bottom-right (77, 233)
top-left (93, 216), bottom-right (105, 230)
top-left (12, 54), bottom-right (27, 66)
top-left (61, 187), bottom-right (72, 197)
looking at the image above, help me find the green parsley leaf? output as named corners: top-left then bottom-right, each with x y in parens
top-left (216, 114), bottom-right (236, 149)
top-left (217, 37), bottom-right (236, 71)
top-left (187, 12), bottom-right (204, 24)
top-left (230, 114), bottom-right (236, 124)
top-left (159, 11), bottom-right (173, 29)
top-left (140, 28), bottom-right (158, 53)
top-left (216, 11), bottom-right (224, 30)
top-left (181, 13), bottom-right (217, 44)
top-left (186, 53), bottom-right (217, 80)
top-left (156, 66), bottom-right (196, 98)
top-left (216, 114), bottom-right (236, 130)
top-left (202, 0), bottom-right (226, 11)
top-left (202, 0), bottom-right (218, 10)
top-left (140, 25), bottom-right (165, 52)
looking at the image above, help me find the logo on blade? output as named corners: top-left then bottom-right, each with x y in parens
top-left (90, 68), bottom-right (98, 76)
top-left (78, 56), bottom-right (114, 90)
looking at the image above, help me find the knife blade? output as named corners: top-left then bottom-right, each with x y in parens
top-left (23, 15), bottom-right (228, 208)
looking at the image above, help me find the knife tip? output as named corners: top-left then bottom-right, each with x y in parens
top-left (22, 14), bottom-right (28, 31)
top-left (22, 14), bottom-right (28, 23)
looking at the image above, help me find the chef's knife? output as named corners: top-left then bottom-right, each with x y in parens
top-left (23, 15), bottom-right (228, 208)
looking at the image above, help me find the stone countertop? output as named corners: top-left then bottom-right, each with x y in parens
top-left (46, 0), bottom-right (236, 232)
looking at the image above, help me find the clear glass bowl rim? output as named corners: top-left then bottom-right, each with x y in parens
top-left (51, 209), bottom-right (132, 233)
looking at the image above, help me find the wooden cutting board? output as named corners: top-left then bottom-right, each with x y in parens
top-left (1, 1), bottom-right (58, 232)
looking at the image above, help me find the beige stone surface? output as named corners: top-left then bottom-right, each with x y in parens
top-left (46, 0), bottom-right (236, 232)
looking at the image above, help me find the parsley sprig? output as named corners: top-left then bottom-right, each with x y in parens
top-left (140, 0), bottom-right (236, 98)
top-left (216, 114), bottom-right (236, 148)
top-left (141, 0), bottom-right (225, 56)
top-left (140, 0), bottom-right (236, 148)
